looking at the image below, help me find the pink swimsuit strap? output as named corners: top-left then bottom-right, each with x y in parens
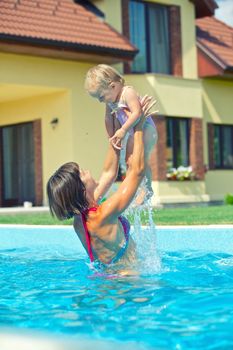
top-left (81, 207), bottom-right (97, 262)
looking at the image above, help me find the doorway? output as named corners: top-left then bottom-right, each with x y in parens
top-left (0, 122), bottom-right (35, 206)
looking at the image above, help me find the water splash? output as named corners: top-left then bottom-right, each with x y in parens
top-left (125, 178), bottom-right (161, 274)
top-left (107, 142), bottom-right (162, 274)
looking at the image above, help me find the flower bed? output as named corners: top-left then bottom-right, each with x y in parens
top-left (166, 166), bottom-right (195, 181)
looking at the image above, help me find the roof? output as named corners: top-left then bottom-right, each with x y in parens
top-left (196, 16), bottom-right (233, 73)
top-left (190, 0), bottom-right (218, 19)
top-left (0, 0), bottom-right (137, 61)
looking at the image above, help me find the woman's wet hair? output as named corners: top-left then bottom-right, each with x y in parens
top-left (47, 162), bottom-right (89, 220)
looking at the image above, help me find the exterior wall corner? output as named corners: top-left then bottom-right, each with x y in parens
top-left (190, 117), bottom-right (205, 180)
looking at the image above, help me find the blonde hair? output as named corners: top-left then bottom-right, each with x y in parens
top-left (84, 64), bottom-right (125, 93)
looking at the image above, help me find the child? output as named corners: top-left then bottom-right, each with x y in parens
top-left (84, 64), bottom-right (158, 199)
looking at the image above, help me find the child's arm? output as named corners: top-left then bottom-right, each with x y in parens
top-left (105, 104), bottom-right (114, 137)
top-left (109, 88), bottom-right (142, 149)
top-left (105, 105), bottom-right (121, 137)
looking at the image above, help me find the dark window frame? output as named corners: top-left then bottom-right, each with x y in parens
top-left (213, 124), bottom-right (233, 170)
top-left (129, 0), bottom-right (172, 74)
top-left (166, 117), bottom-right (190, 169)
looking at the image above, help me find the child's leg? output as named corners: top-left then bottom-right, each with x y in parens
top-left (125, 125), bottom-right (158, 176)
top-left (125, 124), bottom-right (158, 205)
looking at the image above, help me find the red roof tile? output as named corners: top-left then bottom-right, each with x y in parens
top-left (196, 17), bottom-right (233, 70)
top-left (0, 0), bottom-right (137, 58)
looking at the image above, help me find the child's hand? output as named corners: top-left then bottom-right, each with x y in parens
top-left (109, 127), bottom-right (126, 150)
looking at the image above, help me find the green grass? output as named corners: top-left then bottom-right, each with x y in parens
top-left (0, 212), bottom-right (73, 226)
top-left (0, 205), bottom-right (232, 225)
top-left (152, 205), bottom-right (233, 225)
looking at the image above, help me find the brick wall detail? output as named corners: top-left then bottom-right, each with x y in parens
top-left (169, 6), bottom-right (183, 77)
top-left (190, 118), bottom-right (205, 180)
top-left (33, 119), bottom-right (43, 206)
top-left (150, 116), bottom-right (167, 181)
top-left (121, 0), bottom-right (131, 74)
top-left (207, 122), bottom-right (215, 170)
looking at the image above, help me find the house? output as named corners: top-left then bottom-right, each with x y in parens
top-left (0, 0), bottom-right (136, 207)
top-left (196, 16), bottom-right (233, 202)
top-left (0, 0), bottom-right (232, 207)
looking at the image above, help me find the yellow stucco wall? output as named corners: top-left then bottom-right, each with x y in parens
top-left (0, 92), bottom-right (72, 202)
top-left (94, 0), bottom-right (198, 79)
top-left (202, 79), bottom-right (233, 200)
top-left (93, 0), bottom-right (122, 33)
top-left (205, 172), bottom-right (233, 201)
top-left (152, 181), bottom-right (209, 204)
top-left (202, 79), bottom-right (233, 125)
top-left (125, 74), bottom-right (202, 118)
top-left (0, 52), bottom-right (107, 204)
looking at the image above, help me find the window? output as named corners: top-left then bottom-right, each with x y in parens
top-left (129, 0), bottom-right (171, 74)
top-left (166, 117), bottom-right (190, 169)
top-left (213, 125), bottom-right (233, 169)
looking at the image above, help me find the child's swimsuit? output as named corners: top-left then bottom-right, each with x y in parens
top-left (81, 207), bottom-right (130, 264)
top-left (108, 86), bottom-right (155, 136)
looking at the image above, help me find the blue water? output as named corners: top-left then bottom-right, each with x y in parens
top-left (0, 225), bottom-right (233, 349)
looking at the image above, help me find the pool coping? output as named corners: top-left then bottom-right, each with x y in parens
top-left (1, 224), bottom-right (233, 255)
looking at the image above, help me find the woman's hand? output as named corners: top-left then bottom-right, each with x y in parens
top-left (141, 95), bottom-right (158, 116)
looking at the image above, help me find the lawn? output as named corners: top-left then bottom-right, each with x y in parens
top-left (0, 205), bottom-right (232, 225)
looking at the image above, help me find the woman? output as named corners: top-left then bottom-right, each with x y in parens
top-left (47, 96), bottom-right (155, 267)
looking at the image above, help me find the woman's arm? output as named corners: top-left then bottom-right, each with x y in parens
top-left (100, 117), bottom-right (146, 220)
top-left (94, 142), bottom-right (120, 203)
top-left (93, 105), bottom-right (121, 202)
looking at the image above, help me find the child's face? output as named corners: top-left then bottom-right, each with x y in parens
top-left (89, 83), bottom-right (121, 104)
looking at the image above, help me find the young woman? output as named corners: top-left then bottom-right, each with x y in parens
top-left (47, 96), bottom-right (155, 267)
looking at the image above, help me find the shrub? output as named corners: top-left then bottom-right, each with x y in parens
top-left (224, 193), bottom-right (233, 205)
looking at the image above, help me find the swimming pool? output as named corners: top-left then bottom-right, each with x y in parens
top-left (0, 225), bottom-right (233, 349)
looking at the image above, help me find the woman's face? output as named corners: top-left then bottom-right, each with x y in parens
top-left (80, 169), bottom-right (97, 192)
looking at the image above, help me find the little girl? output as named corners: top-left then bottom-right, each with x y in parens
top-left (84, 64), bottom-right (158, 199)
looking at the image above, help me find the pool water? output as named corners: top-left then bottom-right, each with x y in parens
top-left (0, 225), bottom-right (233, 349)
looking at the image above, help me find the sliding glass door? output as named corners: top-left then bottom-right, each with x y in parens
top-left (1, 122), bottom-right (35, 206)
